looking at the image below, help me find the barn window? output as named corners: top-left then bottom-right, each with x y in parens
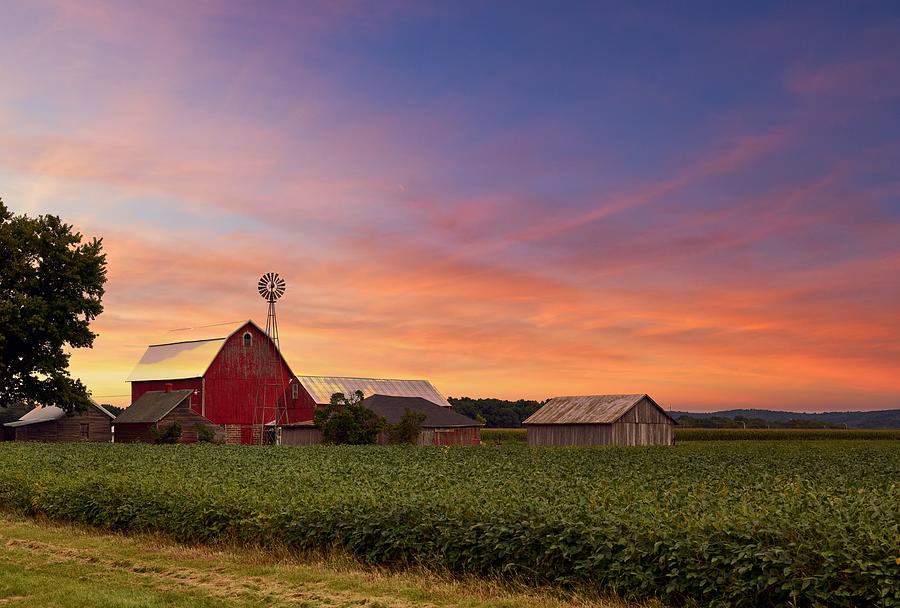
top-left (80, 423), bottom-right (89, 440)
top-left (291, 382), bottom-right (299, 400)
top-left (242, 332), bottom-right (252, 347)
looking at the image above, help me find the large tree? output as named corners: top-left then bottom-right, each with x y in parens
top-left (0, 199), bottom-right (107, 413)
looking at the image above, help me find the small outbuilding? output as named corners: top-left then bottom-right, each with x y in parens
top-left (364, 394), bottom-right (483, 445)
top-left (113, 386), bottom-right (217, 443)
top-left (3, 401), bottom-right (115, 442)
top-left (281, 394), bottom-right (483, 446)
top-left (523, 394), bottom-right (675, 446)
top-left (280, 421), bottom-right (322, 446)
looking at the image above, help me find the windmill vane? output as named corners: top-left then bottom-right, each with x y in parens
top-left (257, 272), bottom-right (286, 302)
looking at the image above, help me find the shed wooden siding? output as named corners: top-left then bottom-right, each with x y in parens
top-left (419, 427), bottom-right (480, 446)
top-left (12, 407), bottom-right (112, 443)
top-left (283, 426), bottom-right (480, 446)
top-left (526, 422), bottom-right (672, 446)
top-left (282, 426), bottom-right (322, 445)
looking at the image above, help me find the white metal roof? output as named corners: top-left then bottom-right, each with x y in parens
top-left (126, 320), bottom-right (262, 382)
top-left (297, 376), bottom-right (450, 407)
top-left (4, 401), bottom-right (115, 427)
top-left (127, 339), bottom-right (227, 381)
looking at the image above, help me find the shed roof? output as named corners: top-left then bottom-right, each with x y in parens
top-left (126, 320), bottom-right (267, 382)
top-left (4, 400), bottom-right (115, 428)
top-left (523, 394), bottom-right (675, 425)
top-left (114, 390), bottom-right (193, 424)
top-left (297, 376), bottom-right (450, 407)
top-left (362, 394), bottom-right (483, 427)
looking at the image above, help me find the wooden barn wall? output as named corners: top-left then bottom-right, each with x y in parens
top-left (527, 424), bottom-right (611, 446)
top-left (419, 427), bottom-right (481, 446)
top-left (617, 398), bottom-right (672, 424)
top-left (527, 422), bottom-right (673, 446)
top-left (111, 423), bottom-right (153, 443)
top-left (372, 427), bottom-right (481, 446)
top-left (282, 427), bottom-right (323, 445)
top-left (159, 400), bottom-right (216, 443)
top-left (14, 408), bottom-right (111, 443)
top-left (202, 323), bottom-right (316, 428)
top-left (609, 422), bottom-right (673, 445)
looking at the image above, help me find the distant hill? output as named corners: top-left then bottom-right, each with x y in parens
top-left (670, 409), bottom-right (900, 429)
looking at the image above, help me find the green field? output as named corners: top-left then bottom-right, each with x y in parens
top-left (480, 427), bottom-right (900, 444)
top-left (0, 442), bottom-right (898, 607)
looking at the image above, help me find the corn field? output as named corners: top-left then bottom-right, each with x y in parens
top-left (0, 441), bottom-right (897, 607)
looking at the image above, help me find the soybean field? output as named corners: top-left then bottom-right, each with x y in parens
top-left (0, 441), bottom-right (897, 607)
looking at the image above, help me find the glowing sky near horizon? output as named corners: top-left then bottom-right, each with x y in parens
top-left (2, 1), bottom-right (899, 410)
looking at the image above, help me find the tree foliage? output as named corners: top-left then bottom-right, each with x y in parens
top-left (151, 421), bottom-right (182, 444)
top-left (448, 396), bottom-right (544, 428)
top-left (314, 391), bottom-right (384, 444)
top-left (0, 199), bottom-right (107, 413)
top-left (386, 408), bottom-right (426, 444)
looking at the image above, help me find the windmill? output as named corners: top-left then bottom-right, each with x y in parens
top-left (257, 272), bottom-right (285, 349)
top-left (254, 272), bottom-right (288, 443)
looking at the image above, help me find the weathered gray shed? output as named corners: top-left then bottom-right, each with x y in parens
top-left (523, 394), bottom-right (675, 446)
top-left (3, 401), bottom-right (114, 443)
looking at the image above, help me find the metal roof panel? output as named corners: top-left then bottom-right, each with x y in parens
top-left (297, 376), bottom-right (450, 407)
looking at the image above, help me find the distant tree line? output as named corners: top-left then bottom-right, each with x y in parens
top-left (677, 415), bottom-right (842, 429)
top-left (101, 404), bottom-right (125, 417)
top-left (448, 397), bottom-right (545, 428)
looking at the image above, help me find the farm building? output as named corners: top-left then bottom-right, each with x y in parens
top-left (127, 320), bottom-right (316, 444)
top-left (297, 376), bottom-right (451, 407)
top-left (280, 394), bottom-right (482, 446)
top-left (365, 394), bottom-right (482, 445)
top-left (523, 394), bottom-right (675, 446)
top-left (123, 317), bottom-right (455, 445)
top-left (3, 400), bottom-right (114, 442)
top-left (280, 421), bottom-right (322, 445)
top-left (113, 386), bottom-right (220, 443)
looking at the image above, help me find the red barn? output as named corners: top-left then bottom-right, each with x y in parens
top-left (126, 321), bottom-right (315, 444)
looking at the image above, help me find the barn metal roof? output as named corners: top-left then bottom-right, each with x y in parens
top-left (297, 376), bottom-right (450, 407)
top-left (126, 320), bottom-right (265, 382)
top-left (4, 401), bottom-right (115, 427)
top-left (362, 395), bottom-right (482, 427)
top-left (523, 394), bottom-right (673, 425)
top-left (114, 390), bottom-right (193, 424)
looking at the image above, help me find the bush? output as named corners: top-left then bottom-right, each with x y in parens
top-left (196, 424), bottom-right (218, 443)
top-left (151, 421), bottom-right (182, 444)
top-left (386, 408), bottom-right (426, 444)
top-left (314, 391), bottom-right (384, 445)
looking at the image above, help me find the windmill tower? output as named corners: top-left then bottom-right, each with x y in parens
top-left (253, 272), bottom-right (288, 444)
top-left (258, 272), bottom-right (285, 349)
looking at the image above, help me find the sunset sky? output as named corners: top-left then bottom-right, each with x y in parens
top-left (2, 1), bottom-right (899, 411)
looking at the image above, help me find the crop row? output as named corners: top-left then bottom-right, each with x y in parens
top-left (480, 427), bottom-right (900, 444)
top-left (0, 441), bottom-right (897, 607)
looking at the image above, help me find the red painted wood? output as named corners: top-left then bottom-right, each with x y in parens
top-left (129, 322), bottom-right (317, 444)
